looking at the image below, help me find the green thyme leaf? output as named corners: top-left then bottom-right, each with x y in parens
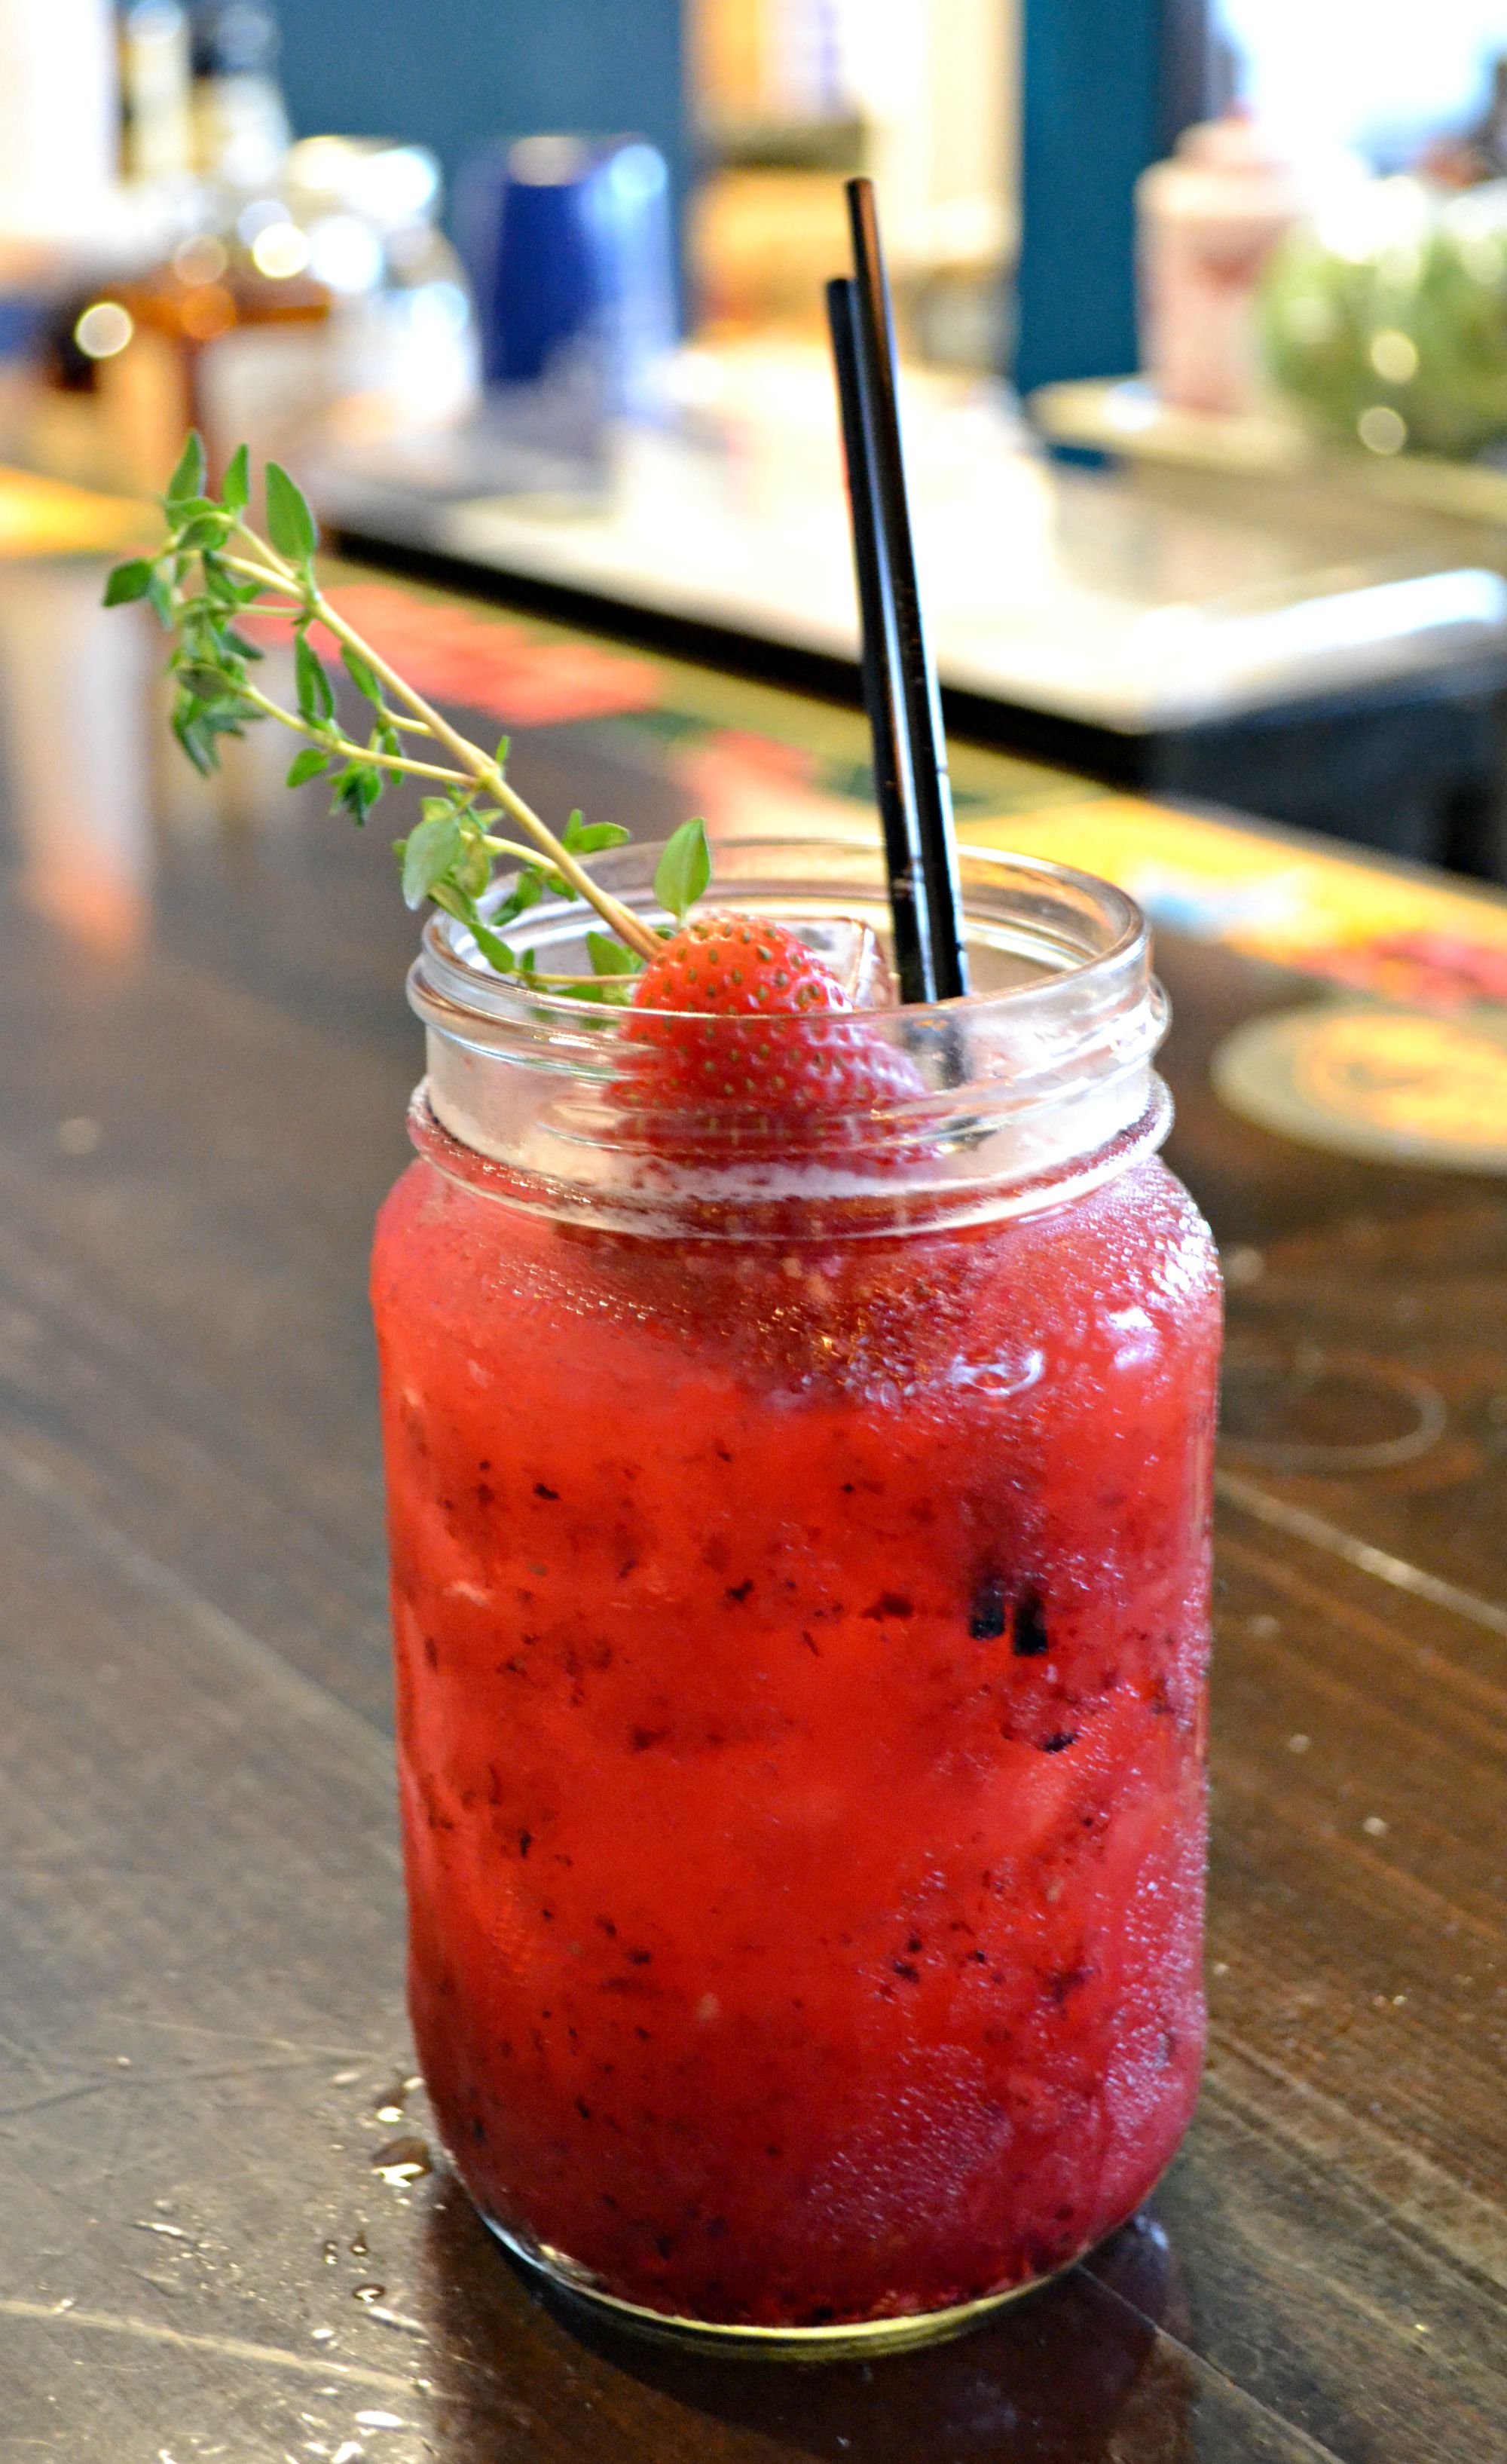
top-left (371, 721), bottom-right (403, 784)
top-left (175, 662), bottom-right (234, 699)
top-left (102, 559), bottom-right (154, 607)
top-left (401, 810), bottom-right (464, 908)
top-left (175, 513), bottom-right (230, 554)
top-left (201, 692), bottom-right (253, 730)
top-left (343, 643), bottom-right (385, 706)
top-left (429, 881), bottom-right (473, 933)
top-left (294, 633), bottom-right (335, 724)
top-left (171, 687), bottom-right (247, 775)
top-left (494, 734), bottom-right (511, 767)
top-left (653, 816), bottom-right (711, 922)
top-left (334, 763), bottom-right (382, 824)
top-left (469, 917), bottom-right (515, 973)
top-left (453, 832), bottom-right (493, 899)
top-left (494, 867), bottom-right (545, 926)
top-left (222, 442), bottom-right (250, 513)
top-left (430, 883), bottom-right (514, 973)
top-left (173, 715), bottom-right (216, 776)
top-left (199, 552), bottom-right (242, 606)
top-left (265, 461), bottom-right (317, 562)
top-left (165, 430), bottom-right (207, 507)
top-left (565, 817), bottom-right (631, 855)
top-left (424, 874), bottom-right (535, 979)
top-left (585, 931), bottom-right (640, 977)
top-left (560, 975), bottom-right (635, 1007)
top-left (286, 747), bottom-right (329, 787)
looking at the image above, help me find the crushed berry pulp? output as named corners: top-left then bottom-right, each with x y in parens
top-left (371, 1147), bottom-right (1221, 2328)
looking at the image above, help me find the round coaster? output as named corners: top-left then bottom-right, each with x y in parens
top-left (1211, 1001), bottom-right (1507, 1174)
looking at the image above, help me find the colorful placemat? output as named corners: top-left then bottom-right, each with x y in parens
top-left (961, 796), bottom-right (1507, 1006)
top-left (252, 578), bottom-right (665, 730)
top-left (956, 799), bottom-right (1507, 1174)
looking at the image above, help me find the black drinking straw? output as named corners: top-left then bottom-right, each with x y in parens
top-left (826, 276), bottom-right (934, 1006)
top-left (841, 176), bottom-right (969, 1002)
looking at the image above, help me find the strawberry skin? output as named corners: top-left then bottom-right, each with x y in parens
top-left (621, 912), bottom-right (926, 1155)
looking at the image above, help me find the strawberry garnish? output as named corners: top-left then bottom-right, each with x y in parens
top-left (619, 912), bottom-right (927, 1159)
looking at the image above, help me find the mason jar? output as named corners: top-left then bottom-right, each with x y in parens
top-left (370, 837), bottom-right (1222, 2355)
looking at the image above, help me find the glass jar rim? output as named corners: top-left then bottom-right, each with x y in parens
top-left (407, 836), bottom-right (1172, 1234)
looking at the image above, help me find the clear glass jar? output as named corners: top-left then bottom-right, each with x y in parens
top-left (371, 838), bottom-right (1221, 2355)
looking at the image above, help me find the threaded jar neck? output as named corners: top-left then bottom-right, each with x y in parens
top-left (407, 837), bottom-right (1172, 1238)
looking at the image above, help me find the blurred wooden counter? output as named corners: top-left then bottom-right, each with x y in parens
top-left (0, 546), bottom-right (1503, 2461)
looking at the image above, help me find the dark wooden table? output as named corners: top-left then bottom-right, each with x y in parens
top-left (0, 554), bottom-right (1503, 2462)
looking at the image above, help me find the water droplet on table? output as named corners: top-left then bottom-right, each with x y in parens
top-left (371, 2135), bottom-right (431, 2186)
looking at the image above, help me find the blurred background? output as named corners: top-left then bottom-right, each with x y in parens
top-left (10, 2), bottom-right (1507, 875)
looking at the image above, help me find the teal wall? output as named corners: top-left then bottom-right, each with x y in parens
top-left (1015, 0), bottom-right (1206, 394)
top-left (277, 0), bottom-right (686, 244)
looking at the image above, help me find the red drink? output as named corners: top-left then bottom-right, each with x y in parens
top-left (372, 843), bottom-right (1221, 2350)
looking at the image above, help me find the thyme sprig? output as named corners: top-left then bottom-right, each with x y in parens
top-left (104, 435), bottom-right (712, 999)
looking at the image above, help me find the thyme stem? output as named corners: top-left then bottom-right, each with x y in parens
top-left (105, 438), bottom-right (710, 991)
top-left (237, 683), bottom-right (471, 784)
top-left (305, 585), bottom-right (660, 960)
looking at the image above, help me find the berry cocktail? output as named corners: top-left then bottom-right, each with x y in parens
top-left (372, 840), bottom-right (1221, 2352)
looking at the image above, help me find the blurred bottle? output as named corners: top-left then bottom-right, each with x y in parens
top-left (282, 137), bottom-right (478, 444)
top-left (1138, 115), bottom-right (1310, 415)
top-left (0, 0), bottom-right (306, 489)
top-left (48, 0), bottom-right (323, 486)
top-left (29, 224), bottom-right (326, 493)
top-left (66, 138), bottom-right (477, 491)
top-left (189, 0), bottom-right (289, 192)
top-left (119, 2), bottom-right (194, 186)
top-left (107, 211), bottom-right (329, 482)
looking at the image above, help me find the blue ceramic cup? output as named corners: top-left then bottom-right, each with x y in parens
top-left (455, 133), bottom-right (674, 421)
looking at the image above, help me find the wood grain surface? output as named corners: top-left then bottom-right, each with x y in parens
top-left (0, 561), bottom-right (1502, 2462)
